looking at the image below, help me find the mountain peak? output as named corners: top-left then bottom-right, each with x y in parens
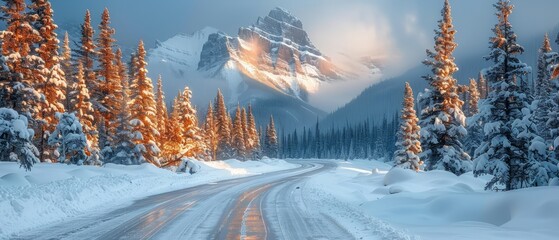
top-left (266, 7), bottom-right (302, 29)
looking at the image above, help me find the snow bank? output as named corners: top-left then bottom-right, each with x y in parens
top-left (0, 159), bottom-right (298, 239)
top-left (305, 159), bottom-right (559, 240)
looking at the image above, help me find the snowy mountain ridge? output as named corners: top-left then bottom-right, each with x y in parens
top-left (197, 7), bottom-right (343, 101)
top-left (147, 7), bottom-right (381, 129)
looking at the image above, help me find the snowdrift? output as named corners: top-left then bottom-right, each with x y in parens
top-left (306, 159), bottom-right (559, 240)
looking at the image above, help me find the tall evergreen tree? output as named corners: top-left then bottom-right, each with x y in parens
top-left (203, 102), bottom-right (218, 160)
top-left (241, 107), bottom-right (249, 158)
top-left (175, 86), bottom-right (202, 159)
top-left (465, 80), bottom-right (483, 157)
top-left (161, 95), bottom-right (184, 165)
top-left (473, 0), bottom-right (554, 191)
top-left (214, 90), bottom-right (233, 159)
top-left (0, 0), bottom-right (42, 116)
top-left (96, 8), bottom-right (120, 134)
top-left (109, 74), bottom-right (142, 165)
top-left (394, 83), bottom-right (423, 171)
top-left (246, 104), bottom-right (260, 159)
top-left (154, 75), bottom-right (168, 146)
top-left (535, 34), bottom-right (554, 97)
top-left (114, 48), bottom-right (129, 96)
top-left (76, 10), bottom-right (99, 123)
top-left (29, 0), bottom-right (67, 162)
top-left (264, 115), bottom-right (278, 158)
top-left (71, 62), bottom-right (96, 149)
top-left (533, 34), bottom-right (557, 142)
top-left (231, 104), bottom-right (246, 159)
top-left (129, 40), bottom-right (160, 166)
top-left (418, 0), bottom-right (471, 175)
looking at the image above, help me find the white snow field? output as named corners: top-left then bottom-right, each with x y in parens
top-left (305, 159), bottom-right (559, 240)
top-left (0, 159), bottom-right (297, 239)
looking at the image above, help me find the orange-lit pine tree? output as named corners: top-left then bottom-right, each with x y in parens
top-left (71, 62), bottom-right (96, 149)
top-left (154, 75), bottom-right (168, 146)
top-left (161, 94), bottom-right (185, 164)
top-left (394, 82), bottom-right (422, 171)
top-left (97, 8), bottom-right (121, 134)
top-left (241, 107), bottom-right (249, 158)
top-left (0, 0), bottom-right (42, 116)
top-left (176, 86), bottom-right (203, 159)
top-left (29, 0), bottom-right (67, 161)
top-left (203, 102), bottom-right (218, 160)
top-left (129, 40), bottom-right (160, 166)
top-left (231, 104), bottom-right (246, 159)
top-left (77, 10), bottom-right (100, 123)
top-left (246, 104), bottom-right (260, 158)
top-left (418, 0), bottom-right (471, 174)
top-left (214, 90), bottom-right (233, 159)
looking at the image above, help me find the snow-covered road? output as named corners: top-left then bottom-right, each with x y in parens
top-left (13, 160), bottom-right (357, 240)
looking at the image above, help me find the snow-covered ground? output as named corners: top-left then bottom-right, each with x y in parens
top-left (305, 159), bottom-right (559, 240)
top-left (0, 159), bottom-right (297, 239)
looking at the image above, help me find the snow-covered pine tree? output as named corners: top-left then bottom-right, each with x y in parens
top-left (29, 0), bottom-right (67, 162)
top-left (241, 108), bottom-right (249, 158)
top-left (203, 102), bottom-right (218, 160)
top-left (394, 82), bottom-right (423, 171)
top-left (473, 0), bottom-right (554, 191)
top-left (161, 94), bottom-right (184, 165)
top-left (247, 104), bottom-right (261, 159)
top-left (71, 62), bottom-right (96, 149)
top-left (154, 75), bottom-right (168, 147)
top-left (465, 79), bottom-right (483, 157)
top-left (231, 104), bottom-right (246, 160)
top-left (0, 108), bottom-right (39, 170)
top-left (76, 10), bottom-right (99, 123)
top-left (535, 34), bottom-right (554, 97)
top-left (533, 34), bottom-right (556, 142)
top-left (418, 0), bottom-right (471, 175)
top-left (96, 8), bottom-right (121, 136)
top-left (264, 115), bottom-right (278, 158)
top-left (108, 74), bottom-right (141, 165)
top-left (175, 86), bottom-right (202, 159)
top-left (214, 90), bottom-right (233, 160)
top-left (0, 0), bottom-right (42, 117)
top-left (114, 48), bottom-right (129, 96)
top-left (48, 112), bottom-right (87, 165)
top-left (129, 40), bottom-right (160, 166)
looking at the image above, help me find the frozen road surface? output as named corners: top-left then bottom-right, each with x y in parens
top-left (17, 161), bottom-right (355, 240)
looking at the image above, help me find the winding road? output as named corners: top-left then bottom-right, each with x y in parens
top-left (16, 160), bottom-right (355, 240)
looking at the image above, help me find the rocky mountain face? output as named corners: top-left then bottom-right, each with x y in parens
top-left (147, 7), bottom-right (380, 130)
top-left (198, 7), bottom-right (341, 102)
